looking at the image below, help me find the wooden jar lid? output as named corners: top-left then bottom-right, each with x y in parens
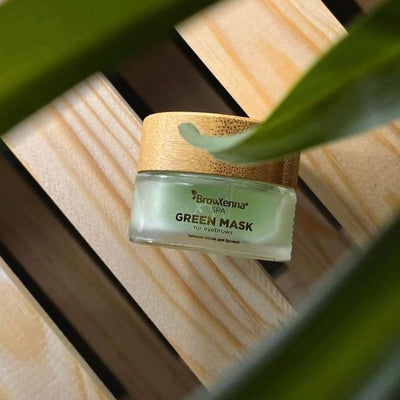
top-left (138, 112), bottom-right (299, 189)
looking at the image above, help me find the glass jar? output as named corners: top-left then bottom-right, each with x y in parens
top-left (129, 112), bottom-right (299, 261)
top-left (130, 171), bottom-right (296, 261)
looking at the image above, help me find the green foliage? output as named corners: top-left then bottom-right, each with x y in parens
top-left (180, 0), bottom-right (400, 163)
top-left (190, 214), bottom-right (400, 399)
top-left (0, 0), bottom-right (215, 135)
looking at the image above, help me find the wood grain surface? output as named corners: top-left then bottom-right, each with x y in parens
top-left (4, 74), bottom-right (293, 385)
top-left (178, 0), bottom-right (400, 245)
top-left (0, 258), bottom-right (112, 400)
top-left (0, 146), bottom-right (200, 400)
top-left (284, 188), bottom-right (352, 303)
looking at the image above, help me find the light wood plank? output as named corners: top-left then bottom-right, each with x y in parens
top-left (285, 189), bottom-right (352, 302)
top-left (0, 258), bottom-right (112, 400)
top-left (301, 126), bottom-right (400, 244)
top-left (0, 146), bottom-right (200, 400)
top-left (178, 0), bottom-right (400, 245)
top-left (4, 74), bottom-right (293, 385)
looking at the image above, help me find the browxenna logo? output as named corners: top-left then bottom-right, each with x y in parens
top-left (191, 190), bottom-right (249, 209)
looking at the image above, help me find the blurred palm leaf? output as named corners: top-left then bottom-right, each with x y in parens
top-left (0, 0), bottom-right (216, 135)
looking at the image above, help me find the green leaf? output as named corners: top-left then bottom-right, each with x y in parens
top-left (181, 0), bottom-right (400, 163)
top-left (0, 0), bottom-right (216, 135)
top-left (188, 214), bottom-right (400, 400)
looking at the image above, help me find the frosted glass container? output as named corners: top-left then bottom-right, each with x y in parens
top-left (130, 171), bottom-right (296, 261)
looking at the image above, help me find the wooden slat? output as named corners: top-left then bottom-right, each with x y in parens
top-left (0, 258), bottom-right (112, 400)
top-left (285, 189), bottom-right (352, 303)
top-left (4, 73), bottom-right (293, 385)
top-left (301, 127), bottom-right (400, 244)
top-left (178, 0), bottom-right (400, 245)
top-left (0, 145), bottom-right (200, 400)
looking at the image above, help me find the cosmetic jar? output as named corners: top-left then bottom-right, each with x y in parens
top-left (129, 112), bottom-right (299, 261)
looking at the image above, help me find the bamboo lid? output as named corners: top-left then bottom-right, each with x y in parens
top-left (138, 112), bottom-right (299, 189)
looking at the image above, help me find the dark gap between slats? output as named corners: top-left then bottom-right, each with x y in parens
top-left (110, 72), bottom-right (153, 120)
top-left (172, 34), bottom-right (247, 117)
top-left (322, 0), bottom-right (362, 26)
